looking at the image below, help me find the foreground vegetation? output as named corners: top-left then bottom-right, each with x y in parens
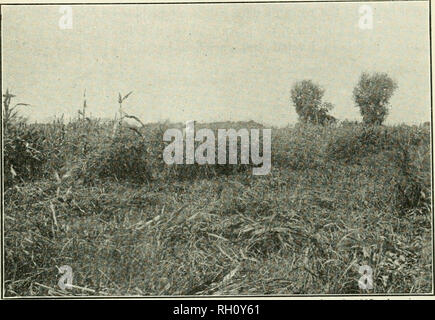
top-left (3, 114), bottom-right (432, 296)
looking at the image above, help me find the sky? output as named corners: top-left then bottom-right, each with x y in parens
top-left (1, 2), bottom-right (431, 127)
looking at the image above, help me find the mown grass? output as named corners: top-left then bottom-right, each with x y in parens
top-left (3, 118), bottom-right (432, 296)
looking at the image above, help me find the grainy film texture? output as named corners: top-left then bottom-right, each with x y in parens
top-left (1, 1), bottom-right (432, 297)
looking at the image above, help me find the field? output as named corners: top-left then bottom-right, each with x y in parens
top-left (3, 117), bottom-right (433, 296)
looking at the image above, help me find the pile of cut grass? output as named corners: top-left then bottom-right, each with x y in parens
top-left (4, 163), bottom-right (432, 296)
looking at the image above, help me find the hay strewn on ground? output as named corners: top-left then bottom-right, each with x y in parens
top-left (3, 119), bottom-right (432, 296)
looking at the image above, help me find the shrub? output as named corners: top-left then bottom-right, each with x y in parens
top-left (84, 128), bottom-right (152, 184)
top-left (325, 125), bottom-right (386, 163)
top-left (273, 123), bottom-right (330, 170)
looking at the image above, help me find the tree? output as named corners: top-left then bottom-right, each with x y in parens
top-left (353, 72), bottom-right (398, 125)
top-left (290, 80), bottom-right (335, 125)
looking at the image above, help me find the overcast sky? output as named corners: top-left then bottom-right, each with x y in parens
top-left (2, 2), bottom-right (431, 127)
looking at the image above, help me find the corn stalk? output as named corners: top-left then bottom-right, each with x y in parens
top-left (3, 89), bottom-right (30, 128)
top-left (112, 91), bottom-right (133, 138)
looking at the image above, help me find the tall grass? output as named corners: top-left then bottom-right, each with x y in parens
top-left (3, 95), bottom-right (432, 296)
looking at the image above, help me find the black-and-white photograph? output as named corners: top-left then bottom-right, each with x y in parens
top-left (1, 0), bottom-right (433, 299)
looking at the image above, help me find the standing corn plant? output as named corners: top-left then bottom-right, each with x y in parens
top-left (3, 88), bottom-right (30, 128)
top-left (2, 89), bottom-right (44, 187)
top-left (112, 91), bottom-right (133, 138)
top-left (77, 89), bottom-right (88, 121)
